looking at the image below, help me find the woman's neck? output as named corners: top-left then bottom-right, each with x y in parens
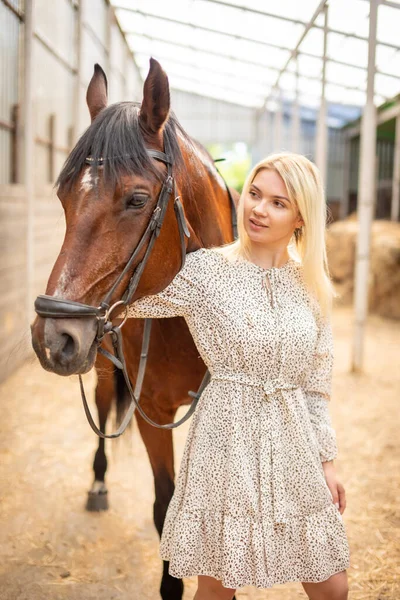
top-left (246, 245), bottom-right (290, 270)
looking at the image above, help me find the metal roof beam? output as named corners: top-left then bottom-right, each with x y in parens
top-left (204, 0), bottom-right (309, 26)
top-left (124, 29), bottom-right (398, 81)
top-left (170, 79), bottom-right (372, 111)
top-left (118, 8), bottom-right (290, 55)
top-left (114, 5), bottom-right (400, 51)
top-left (272, 0), bottom-right (328, 93)
top-left (382, 0), bottom-right (400, 7)
top-left (125, 31), bottom-right (278, 71)
top-left (163, 71), bottom-right (266, 100)
top-left (134, 51), bottom-right (276, 86)
top-left (1, 0), bottom-right (24, 21)
top-left (265, 0), bottom-right (390, 112)
top-left (134, 50), bottom-right (388, 98)
top-left (206, 0), bottom-right (400, 49)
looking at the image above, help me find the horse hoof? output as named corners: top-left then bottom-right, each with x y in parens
top-left (86, 490), bottom-right (109, 511)
top-left (86, 481), bottom-right (109, 511)
top-left (160, 576), bottom-right (183, 600)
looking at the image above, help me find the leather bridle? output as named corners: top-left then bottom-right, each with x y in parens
top-left (34, 135), bottom-right (235, 438)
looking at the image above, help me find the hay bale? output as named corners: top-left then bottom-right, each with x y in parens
top-left (327, 217), bottom-right (400, 319)
top-left (327, 219), bottom-right (358, 281)
top-left (369, 223), bottom-right (400, 319)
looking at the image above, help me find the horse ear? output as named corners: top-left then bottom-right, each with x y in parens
top-left (139, 58), bottom-right (170, 134)
top-left (86, 64), bottom-right (108, 122)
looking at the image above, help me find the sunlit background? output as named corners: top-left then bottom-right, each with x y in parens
top-left (1, 2), bottom-right (400, 597)
top-left (112, 0), bottom-right (399, 108)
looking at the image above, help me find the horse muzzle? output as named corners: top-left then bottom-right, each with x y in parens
top-left (31, 311), bottom-right (99, 376)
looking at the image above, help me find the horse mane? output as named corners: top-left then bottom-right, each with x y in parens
top-left (56, 102), bottom-right (197, 190)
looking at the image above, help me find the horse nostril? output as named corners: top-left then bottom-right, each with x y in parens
top-left (39, 317), bottom-right (97, 375)
top-left (60, 333), bottom-right (77, 361)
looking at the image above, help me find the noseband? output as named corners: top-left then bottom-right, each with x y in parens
top-left (34, 136), bottom-right (214, 438)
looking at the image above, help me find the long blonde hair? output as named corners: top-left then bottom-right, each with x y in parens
top-left (216, 152), bottom-right (335, 317)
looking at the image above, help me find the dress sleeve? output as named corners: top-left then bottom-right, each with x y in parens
top-left (303, 312), bottom-right (338, 462)
top-left (127, 249), bottom-right (206, 320)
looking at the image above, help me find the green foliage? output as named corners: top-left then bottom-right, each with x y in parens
top-left (207, 143), bottom-right (251, 193)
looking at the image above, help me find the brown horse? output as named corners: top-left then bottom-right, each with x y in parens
top-left (31, 58), bottom-right (237, 599)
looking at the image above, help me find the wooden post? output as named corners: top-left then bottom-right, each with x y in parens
top-left (391, 115), bottom-right (400, 221)
top-left (73, 0), bottom-right (83, 142)
top-left (11, 104), bottom-right (19, 183)
top-left (315, 4), bottom-right (328, 185)
top-left (67, 125), bottom-right (74, 152)
top-left (251, 110), bottom-right (261, 164)
top-left (24, 0), bottom-right (35, 328)
top-left (352, 0), bottom-right (378, 373)
top-left (292, 53), bottom-right (301, 153)
top-left (274, 90), bottom-right (283, 152)
top-left (340, 135), bottom-right (350, 219)
top-left (48, 113), bottom-right (56, 183)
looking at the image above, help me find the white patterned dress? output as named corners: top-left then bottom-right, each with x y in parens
top-left (127, 247), bottom-right (350, 589)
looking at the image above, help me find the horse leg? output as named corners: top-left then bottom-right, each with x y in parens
top-left (85, 362), bottom-right (115, 511)
top-left (135, 405), bottom-right (184, 600)
top-left (136, 407), bottom-right (238, 600)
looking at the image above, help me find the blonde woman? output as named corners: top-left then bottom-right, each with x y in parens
top-left (128, 153), bottom-right (350, 600)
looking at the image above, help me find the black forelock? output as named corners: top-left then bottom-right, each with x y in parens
top-left (56, 102), bottom-right (193, 190)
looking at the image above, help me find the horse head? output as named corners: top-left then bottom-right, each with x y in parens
top-left (31, 58), bottom-right (234, 377)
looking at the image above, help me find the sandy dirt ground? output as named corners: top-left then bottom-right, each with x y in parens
top-left (0, 306), bottom-right (399, 600)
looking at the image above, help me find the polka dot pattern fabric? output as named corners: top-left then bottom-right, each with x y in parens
top-left (127, 248), bottom-right (350, 589)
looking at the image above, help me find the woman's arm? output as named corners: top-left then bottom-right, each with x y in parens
top-left (127, 249), bottom-right (206, 320)
top-left (303, 316), bottom-right (338, 463)
top-left (303, 314), bottom-right (346, 514)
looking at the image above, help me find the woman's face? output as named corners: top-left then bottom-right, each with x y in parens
top-left (243, 168), bottom-right (303, 247)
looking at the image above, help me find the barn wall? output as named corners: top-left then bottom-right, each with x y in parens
top-left (0, 185), bottom-right (29, 380)
top-left (0, 0), bottom-right (22, 186)
top-left (171, 89), bottom-right (255, 145)
top-left (0, 0), bottom-right (142, 382)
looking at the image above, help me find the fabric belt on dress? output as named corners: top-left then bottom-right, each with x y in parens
top-left (211, 371), bottom-right (299, 397)
top-left (210, 370), bottom-right (301, 525)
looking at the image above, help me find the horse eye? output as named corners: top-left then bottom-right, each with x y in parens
top-left (126, 194), bottom-right (149, 208)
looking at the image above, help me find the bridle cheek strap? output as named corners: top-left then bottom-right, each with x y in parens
top-left (34, 140), bottom-right (238, 438)
top-left (34, 140), bottom-right (205, 437)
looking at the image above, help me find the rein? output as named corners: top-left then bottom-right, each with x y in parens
top-left (34, 136), bottom-right (236, 438)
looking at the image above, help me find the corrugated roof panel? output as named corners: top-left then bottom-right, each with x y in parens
top-left (167, 75), bottom-right (265, 107)
top-left (327, 33), bottom-right (368, 68)
top-left (287, 54), bottom-right (322, 78)
top-left (378, 4), bottom-right (400, 45)
top-left (328, 0), bottom-right (370, 37)
top-left (111, 0), bottom-right (400, 114)
top-left (376, 45), bottom-right (400, 77)
top-left (326, 62), bottom-right (367, 91)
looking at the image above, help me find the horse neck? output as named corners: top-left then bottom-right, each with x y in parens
top-left (176, 139), bottom-right (234, 248)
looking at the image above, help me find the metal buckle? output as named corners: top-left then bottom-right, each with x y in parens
top-left (150, 206), bottom-right (162, 231)
top-left (166, 175), bottom-right (174, 193)
top-left (104, 300), bottom-right (129, 330)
